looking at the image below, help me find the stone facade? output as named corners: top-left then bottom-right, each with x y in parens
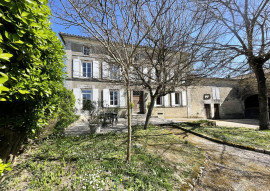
top-left (60, 32), bottom-right (247, 119)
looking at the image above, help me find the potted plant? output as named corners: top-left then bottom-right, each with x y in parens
top-left (88, 115), bottom-right (102, 134)
top-left (83, 100), bottom-right (102, 134)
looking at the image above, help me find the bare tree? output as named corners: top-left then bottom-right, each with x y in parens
top-left (130, 0), bottom-right (217, 129)
top-left (52, 0), bottom-right (169, 160)
top-left (194, 0), bottom-right (270, 130)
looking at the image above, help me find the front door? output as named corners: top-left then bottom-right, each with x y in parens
top-left (133, 91), bottom-right (144, 114)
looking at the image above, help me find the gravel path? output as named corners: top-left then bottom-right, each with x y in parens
top-left (167, 127), bottom-right (270, 191)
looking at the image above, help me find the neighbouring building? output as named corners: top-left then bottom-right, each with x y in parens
top-left (59, 32), bottom-right (267, 119)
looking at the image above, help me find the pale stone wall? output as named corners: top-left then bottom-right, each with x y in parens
top-left (152, 107), bottom-right (187, 118)
top-left (187, 79), bottom-right (244, 119)
top-left (61, 33), bottom-right (246, 119)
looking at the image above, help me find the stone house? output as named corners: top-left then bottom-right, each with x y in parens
top-left (59, 32), bottom-right (259, 119)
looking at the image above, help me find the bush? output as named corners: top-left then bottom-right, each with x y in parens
top-left (54, 87), bottom-right (79, 135)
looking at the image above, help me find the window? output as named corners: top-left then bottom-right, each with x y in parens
top-left (82, 62), bottom-right (92, 77)
top-left (175, 92), bottom-right (181, 105)
top-left (110, 65), bottom-right (119, 80)
top-left (83, 46), bottom-right (90, 55)
top-left (110, 90), bottom-right (118, 106)
top-left (82, 90), bottom-right (92, 110)
top-left (156, 96), bottom-right (163, 106)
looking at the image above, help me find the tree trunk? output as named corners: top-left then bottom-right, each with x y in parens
top-left (253, 63), bottom-right (270, 130)
top-left (144, 95), bottom-right (156, 130)
top-left (0, 127), bottom-right (27, 163)
top-left (126, 80), bottom-right (132, 161)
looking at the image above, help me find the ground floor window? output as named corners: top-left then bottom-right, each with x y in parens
top-left (82, 90), bottom-right (92, 110)
top-left (156, 96), bottom-right (163, 106)
top-left (110, 90), bottom-right (118, 106)
top-left (175, 92), bottom-right (181, 105)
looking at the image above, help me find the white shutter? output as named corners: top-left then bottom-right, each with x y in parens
top-left (93, 61), bottom-right (99, 78)
top-left (153, 90), bottom-right (157, 106)
top-left (92, 89), bottom-right (99, 108)
top-left (151, 69), bottom-right (155, 81)
top-left (212, 88), bottom-right (217, 100)
top-left (164, 94), bottom-right (169, 107)
top-left (73, 88), bottom-right (81, 111)
top-left (120, 89), bottom-right (126, 107)
top-left (182, 91), bottom-right (187, 106)
top-left (181, 73), bottom-right (186, 84)
top-left (102, 62), bottom-right (109, 78)
top-left (143, 67), bottom-right (148, 81)
top-left (171, 93), bottom-right (175, 106)
top-left (73, 59), bottom-right (80, 78)
top-left (216, 87), bottom-right (220, 100)
top-left (103, 89), bottom-right (109, 107)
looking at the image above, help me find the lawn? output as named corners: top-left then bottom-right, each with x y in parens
top-left (179, 121), bottom-right (270, 151)
top-left (1, 125), bottom-right (205, 191)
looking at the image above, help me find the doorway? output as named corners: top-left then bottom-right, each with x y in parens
top-left (133, 91), bottom-right (144, 114)
top-left (214, 104), bottom-right (220, 119)
top-left (204, 104), bottom-right (211, 119)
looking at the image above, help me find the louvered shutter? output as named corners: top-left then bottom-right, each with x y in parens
top-left (73, 88), bottom-right (81, 112)
top-left (102, 62), bottom-right (109, 78)
top-left (212, 88), bottom-right (217, 100)
top-left (73, 59), bottom-right (80, 78)
top-left (120, 89), bottom-right (126, 107)
top-left (182, 91), bottom-right (187, 106)
top-left (93, 61), bottom-right (99, 78)
top-left (103, 89), bottom-right (109, 107)
top-left (171, 93), bottom-right (175, 106)
top-left (92, 89), bottom-right (99, 108)
top-left (164, 94), bottom-right (169, 107)
top-left (216, 87), bottom-right (220, 100)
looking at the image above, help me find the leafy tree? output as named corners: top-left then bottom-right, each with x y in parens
top-left (0, 0), bottom-right (70, 162)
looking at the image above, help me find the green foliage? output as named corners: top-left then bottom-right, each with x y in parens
top-left (54, 88), bottom-right (79, 135)
top-left (1, 126), bottom-right (205, 190)
top-left (0, 159), bottom-right (12, 177)
top-left (0, 0), bottom-right (66, 132)
top-left (180, 122), bottom-right (270, 150)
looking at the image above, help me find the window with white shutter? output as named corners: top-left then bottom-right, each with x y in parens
top-left (156, 96), bottom-right (163, 106)
top-left (82, 62), bottom-right (92, 78)
top-left (82, 90), bottom-right (92, 110)
top-left (110, 90), bottom-right (119, 106)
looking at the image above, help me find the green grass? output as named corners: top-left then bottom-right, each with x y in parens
top-left (180, 122), bottom-right (270, 151)
top-left (1, 125), bottom-right (205, 191)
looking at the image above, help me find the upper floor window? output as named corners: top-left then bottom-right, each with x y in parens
top-left (82, 90), bottom-right (92, 110)
top-left (110, 90), bottom-right (119, 106)
top-left (82, 62), bottom-right (92, 78)
top-left (156, 96), bottom-right (163, 106)
top-left (110, 65), bottom-right (119, 80)
top-left (83, 46), bottom-right (90, 55)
